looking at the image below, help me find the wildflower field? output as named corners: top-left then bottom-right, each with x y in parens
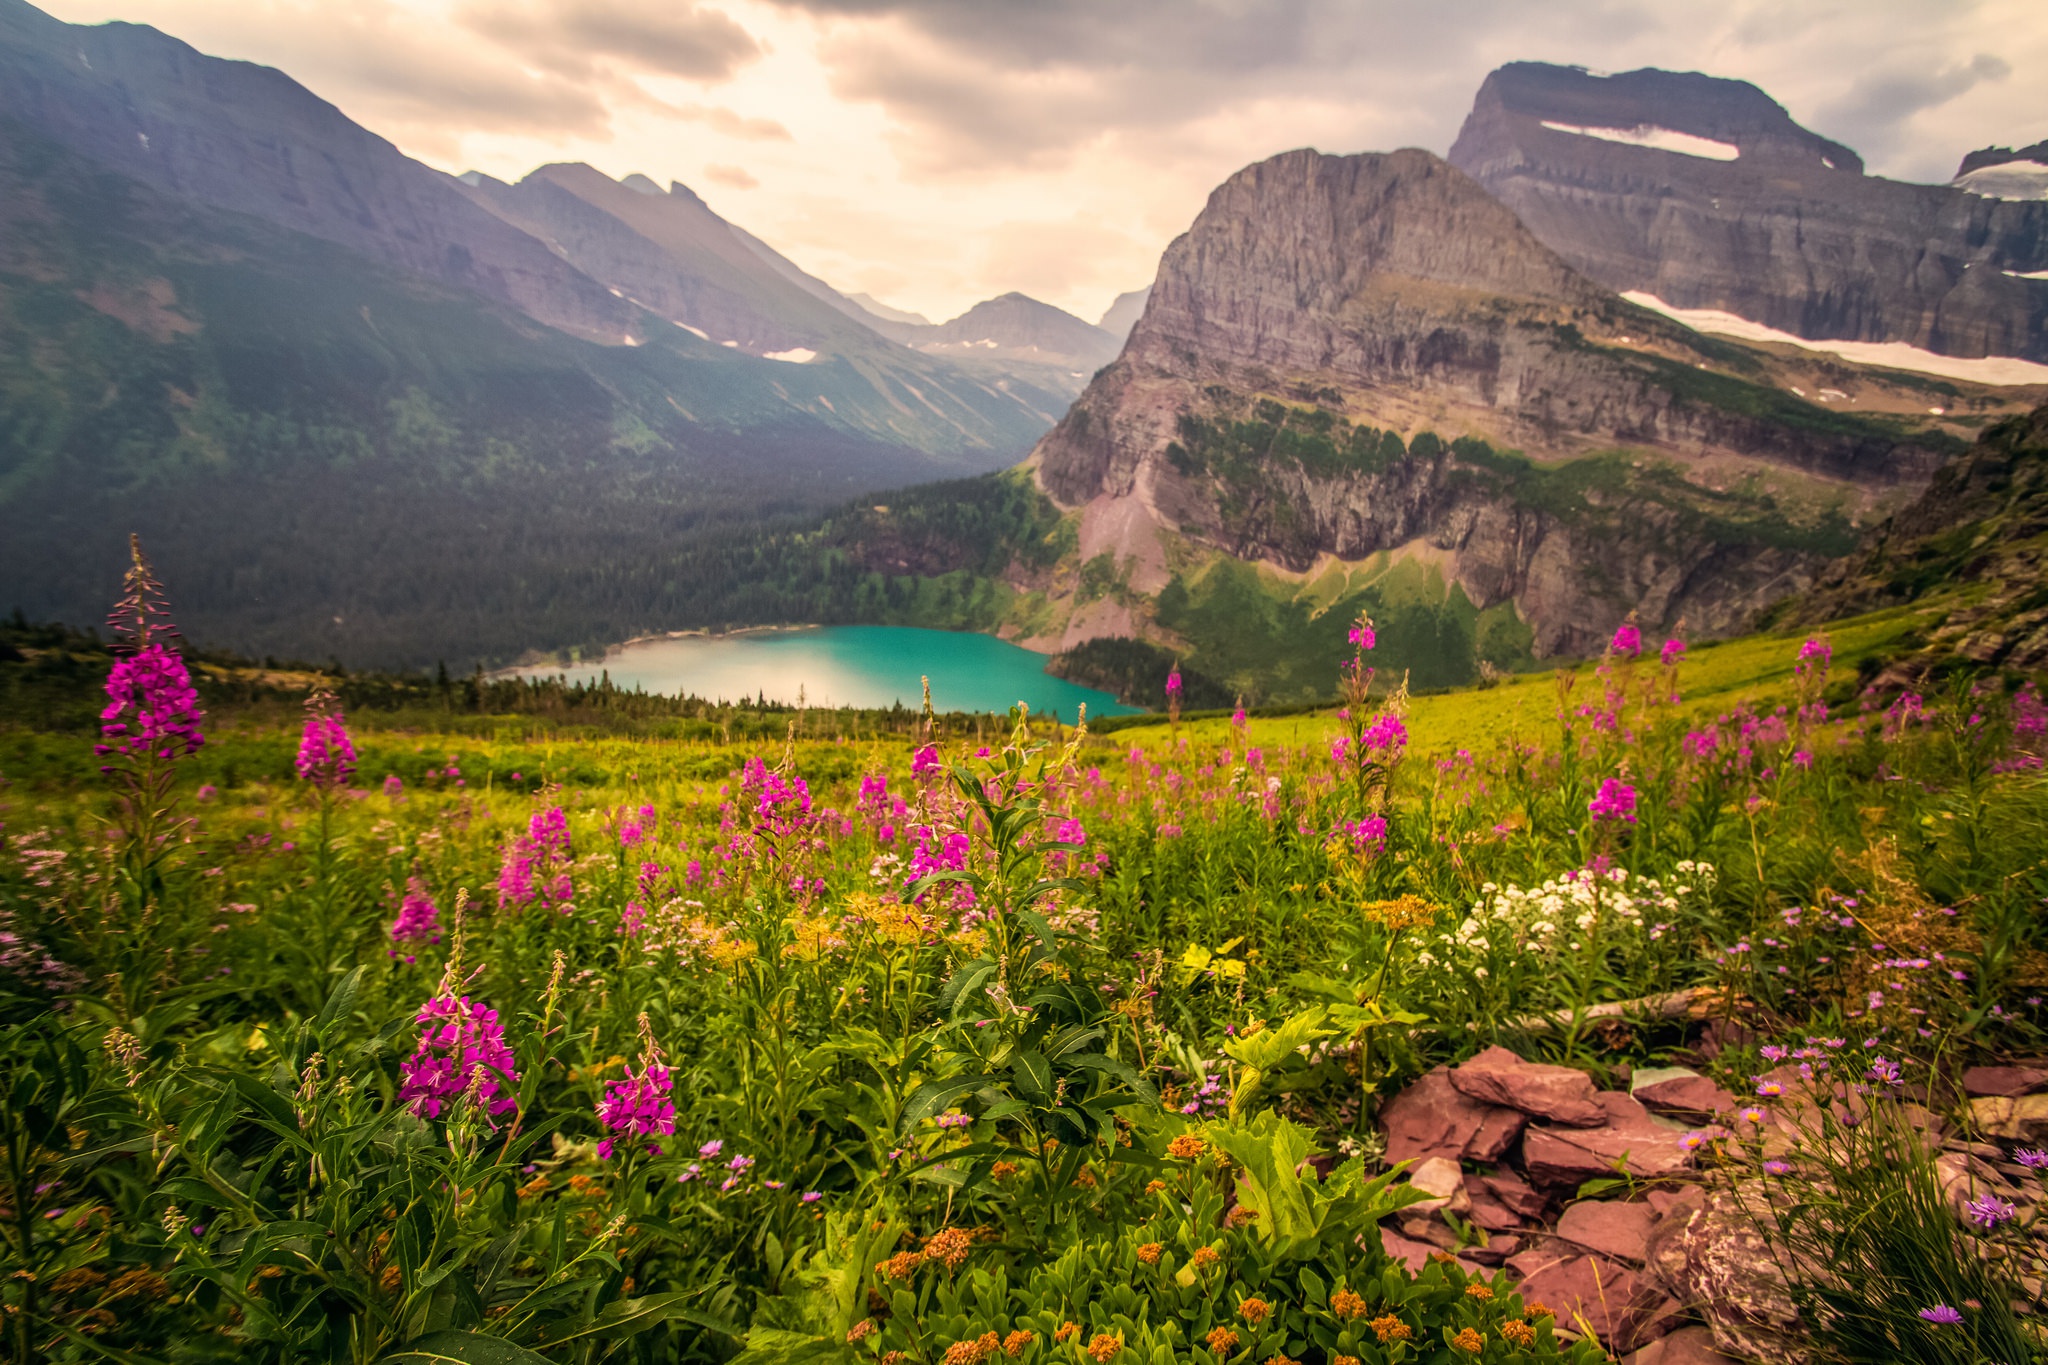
top-left (2, 549), bottom-right (2046, 1365)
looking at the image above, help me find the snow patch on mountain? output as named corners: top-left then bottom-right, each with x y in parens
top-left (1539, 121), bottom-right (1740, 161)
top-left (1622, 291), bottom-right (2048, 385)
top-left (764, 347), bottom-right (817, 364)
top-left (1955, 161), bottom-right (2048, 201)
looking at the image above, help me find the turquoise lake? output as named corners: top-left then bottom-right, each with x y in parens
top-left (511, 626), bottom-right (1140, 720)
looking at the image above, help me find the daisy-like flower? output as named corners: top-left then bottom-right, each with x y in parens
top-left (1918, 1305), bottom-right (1962, 1325)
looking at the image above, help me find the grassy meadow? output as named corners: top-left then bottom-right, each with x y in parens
top-left (2, 580), bottom-right (2044, 1365)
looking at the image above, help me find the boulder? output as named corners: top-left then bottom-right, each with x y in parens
top-left (1451, 1046), bottom-right (1607, 1126)
top-left (1515, 1251), bottom-right (1678, 1354)
top-left (1556, 1199), bottom-right (1658, 1264)
top-left (1379, 1224), bottom-right (1437, 1274)
top-left (1397, 1214), bottom-right (1462, 1250)
top-left (1481, 1168), bottom-right (1549, 1218)
top-left (1971, 1093), bottom-right (2048, 1143)
top-left (1631, 1066), bottom-right (1737, 1122)
top-left (1467, 1191), bottom-right (1527, 1231)
top-left (1524, 1094), bottom-right (1694, 1185)
top-left (1623, 1325), bottom-right (1742, 1365)
top-left (1645, 1185), bottom-right (1808, 1363)
top-left (1962, 1065), bottom-right (2048, 1098)
top-left (1380, 1067), bottom-right (1528, 1164)
top-left (1405, 1156), bottom-right (1472, 1214)
top-left (1465, 1232), bottom-right (1523, 1266)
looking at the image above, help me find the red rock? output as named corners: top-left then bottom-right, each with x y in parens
top-left (1406, 1155), bottom-right (1471, 1214)
top-left (1451, 1046), bottom-right (1607, 1126)
top-left (1397, 1214), bottom-right (1461, 1250)
top-left (1467, 1192), bottom-right (1526, 1231)
top-left (1380, 1068), bottom-right (1528, 1164)
top-left (1963, 1065), bottom-right (2048, 1097)
top-left (1645, 1188), bottom-right (1682, 1217)
top-left (1481, 1168), bottom-right (1549, 1218)
top-left (1465, 1232), bottom-right (1522, 1266)
top-left (1632, 1067), bottom-right (1737, 1121)
top-left (1380, 1224), bottom-right (1436, 1273)
top-left (1556, 1199), bottom-right (1658, 1263)
top-left (1507, 1243), bottom-right (1574, 1281)
top-left (1524, 1094), bottom-right (1693, 1186)
top-left (1515, 1252), bottom-right (1670, 1352)
top-left (1624, 1325), bottom-right (1741, 1365)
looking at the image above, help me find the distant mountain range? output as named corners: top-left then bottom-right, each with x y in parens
top-left (6, 5), bottom-right (2048, 686)
top-left (0, 0), bottom-right (1123, 664)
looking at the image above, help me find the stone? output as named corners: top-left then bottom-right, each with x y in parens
top-left (1631, 1066), bottom-right (1737, 1122)
top-left (1556, 1199), bottom-right (1658, 1264)
top-left (1645, 1185), bottom-right (1809, 1363)
top-left (1465, 1232), bottom-right (1523, 1267)
top-left (1406, 1156), bottom-right (1471, 1214)
top-left (1516, 1252), bottom-right (1675, 1354)
top-left (1379, 1068), bottom-right (1528, 1164)
top-left (1467, 1192), bottom-right (1527, 1231)
top-left (1482, 1168), bottom-right (1550, 1218)
top-left (1624, 1325), bottom-right (1742, 1365)
top-left (1397, 1215), bottom-right (1461, 1250)
top-left (1524, 1094), bottom-right (1694, 1185)
top-left (1451, 1046), bottom-right (1607, 1127)
top-left (1963, 1065), bottom-right (2048, 1097)
top-left (1379, 1224), bottom-right (1436, 1274)
top-left (1971, 1094), bottom-right (2048, 1143)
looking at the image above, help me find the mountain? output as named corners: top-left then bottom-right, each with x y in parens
top-left (0, 0), bottom-right (1085, 666)
top-left (1098, 288), bottom-right (1151, 343)
top-left (877, 292), bottom-right (1121, 371)
top-left (1954, 141), bottom-right (2048, 203)
top-left (1793, 402), bottom-right (2048, 671)
top-left (847, 293), bottom-right (933, 327)
top-left (1020, 146), bottom-right (2039, 683)
top-left (1447, 62), bottom-right (2048, 363)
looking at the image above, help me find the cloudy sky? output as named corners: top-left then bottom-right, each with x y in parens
top-left (37, 0), bottom-right (2048, 324)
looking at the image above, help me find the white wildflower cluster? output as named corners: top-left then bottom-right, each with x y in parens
top-left (1414, 861), bottom-right (1716, 968)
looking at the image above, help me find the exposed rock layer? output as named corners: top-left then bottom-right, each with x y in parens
top-left (1448, 63), bottom-right (2048, 361)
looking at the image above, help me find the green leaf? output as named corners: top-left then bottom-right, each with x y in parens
top-left (380, 1331), bottom-right (552, 1365)
top-left (541, 1292), bottom-right (725, 1345)
top-left (1010, 1049), bottom-right (1052, 1101)
top-left (317, 965), bottom-right (366, 1033)
top-left (899, 1076), bottom-right (981, 1133)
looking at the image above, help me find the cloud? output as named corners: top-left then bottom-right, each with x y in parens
top-left (676, 104), bottom-right (794, 140)
top-left (703, 163), bottom-right (761, 188)
top-left (459, 0), bottom-right (764, 82)
top-left (1816, 51), bottom-right (2013, 163)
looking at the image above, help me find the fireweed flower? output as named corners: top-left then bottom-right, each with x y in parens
top-left (1348, 616), bottom-right (1376, 651)
top-left (498, 807), bottom-right (574, 910)
top-left (1587, 778), bottom-right (1638, 823)
top-left (97, 644), bottom-right (206, 767)
top-left (1798, 636), bottom-right (1833, 671)
top-left (397, 995), bottom-right (520, 1122)
top-left (595, 1014), bottom-right (676, 1159)
top-left (388, 876), bottom-right (441, 949)
top-left (1165, 665), bottom-right (1183, 697)
top-left (295, 691), bottom-right (356, 788)
top-left (1609, 622), bottom-right (1642, 658)
top-left (1660, 637), bottom-right (1687, 667)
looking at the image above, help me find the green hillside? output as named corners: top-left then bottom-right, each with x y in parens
top-left (0, 119), bottom-right (1054, 667)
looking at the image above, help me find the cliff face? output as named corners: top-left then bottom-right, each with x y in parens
top-left (1798, 403), bottom-right (2048, 671)
top-left (1447, 63), bottom-right (2048, 362)
top-left (1032, 148), bottom-right (2018, 658)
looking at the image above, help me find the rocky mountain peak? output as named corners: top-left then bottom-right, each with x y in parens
top-left (1454, 63), bottom-right (1862, 173)
top-left (1449, 62), bottom-right (2048, 362)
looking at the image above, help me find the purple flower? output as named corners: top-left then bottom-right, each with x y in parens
top-left (1965, 1194), bottom-right (2016, 1229)
top-left (1762, 1160), bottom-right (1792, 1175)
top-left (295, 693), bottom-right (356, 788)
top-left (802, 1191), bottom-right (823, 1203)
top-left (595, 1054), bottom-right (676, 1160)
top-left (1660, 637), bottom-right (1687, 667)
top-left (1348, 616), bottom-right (1376, 651)
top-left (1609, 622), bottom-right (1642, 658)
top-left (1798, 636), bottom-right (1832, 671)
top-left (388, 876), bottom-right (441, 947)
top-left (911, 745), bottom-right (941, 778)
top-left (1165, 665), bottom-right (1183, 697)
top-left (397, 995), bottom-right (520, 1123)
top-left (1867, 1057), bottom-right (1903, 1087)
top-left (1918, 1305), bottom-right (1962, 1325)
top-left (96, 643), bottom-right (206, 766)
top-left (1341, 815), bottom-right (1388, 856)
top-left (2014, 1148), bottom-right (2048, 1170)
top-left (1587, 778), bottom-right (1638, 824)
top-left (699, 1139), bottom-right (724, 1158)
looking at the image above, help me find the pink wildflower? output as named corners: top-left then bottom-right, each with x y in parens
top-left (397, 995), bottom-right (520, 1122)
